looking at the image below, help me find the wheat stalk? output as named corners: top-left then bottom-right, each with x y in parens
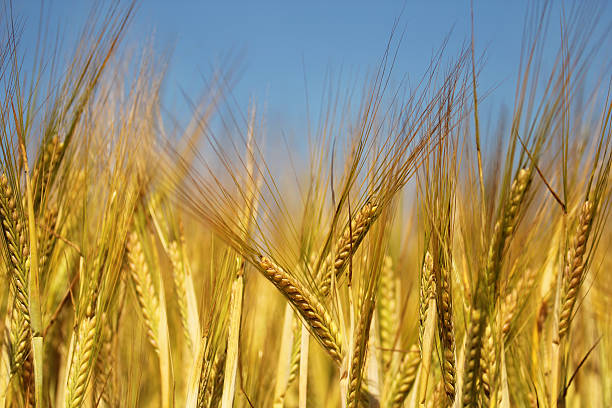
top-left (273, 304), bottom-right (296, 407)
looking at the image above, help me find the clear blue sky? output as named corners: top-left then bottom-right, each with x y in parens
top-left (11, 1), bottom-right (612, 147)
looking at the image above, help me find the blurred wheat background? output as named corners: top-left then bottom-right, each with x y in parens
top-left (1, 1), bottom-right (612, 407)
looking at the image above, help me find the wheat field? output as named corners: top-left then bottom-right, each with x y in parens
top-left (0, 2), bottom-right (611, 407)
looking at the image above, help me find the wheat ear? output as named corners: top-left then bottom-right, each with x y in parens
top-left (285, 318), bottom-right (302, 391)
top-left (480, 323), bottom-right (496, 406)
top-left (460, 308), bottom-right (485, 407)
top-left (436, 265), bottom-right (456, 402)
top-left (197, 347), bottom-right (226, 408)
top-left (346, 293), bottom-right (376, 408)
top-left (32, 135), bottom-right (64, 211)
top-left (127, 230), bottom-right (172, 408)
top-left (65, 315), bottom-right (98, 408)
top-left (385, 344), bottom-right (420, 408)
top-left (319, 199), bottom-right (380, 296)
top-left (419, 252), bottom-right (435, 352)
top-left (38, 206), bottom-right (58, 275)
top-left (0, 175), bottom-right (30, 326)
top-left (378, 255), bottom-right (398, 370)
top-left (93, 315), bottom-right (115, 407)
top-left (257, 256), bottom-right (343, 365)
top-left (127, 231), bottom-right (161, 353)
top-left (168, 239), bottom-right (194, 350)
top-left (485, 168), bottom-right (531, 299)
top-left (0, 175), bottom-right (32, 384)
top-left (558, 200), bottom-right (594, 339)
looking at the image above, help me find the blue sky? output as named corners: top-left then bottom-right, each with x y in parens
top-left (12, 1), bottom-right (612, 147)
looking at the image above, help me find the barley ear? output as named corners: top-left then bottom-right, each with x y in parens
top-left (378, 255), bottom-right (398, 370)
top-left (436, 265), bottom-right (456, 402)
top-left (256, 256), bottom-right (343, 365)
top-left (346, 291), bottom-right (376, 408)
top-left (318, 198), bottom-right (380, 296)
top-left (558, 200), bottom-right (594, 339)
top-left (65, 315), bottom-right (98, 408)
top-left (485, 168), bottom-right (531, 301)
top-left (460, 308), bottom-right (485, 407)
top-left (385, 344), bottom-right (420, 408)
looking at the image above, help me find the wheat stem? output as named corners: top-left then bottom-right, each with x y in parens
top-left (221, 258), bottom-right (244, 408)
